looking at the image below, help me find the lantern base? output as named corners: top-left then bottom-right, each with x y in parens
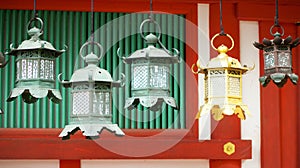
top-left (7, 87), bottom-right (62, 103)
top-left (59, 124), bottom-right (125, 139)
top-left (125, 96), bottom-right (178, 111)
top-left (259, 73), bottom-right (298, 88)
top-left (198, 103), bottom-right (250, 121)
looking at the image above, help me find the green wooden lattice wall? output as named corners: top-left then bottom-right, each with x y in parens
top-left (0, 10), bottom-right (186, 129)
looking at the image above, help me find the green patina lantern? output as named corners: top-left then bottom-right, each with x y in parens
top-left (5, 17), bottom-right (65, 103)
top-left (253, 29), bottom-right (299, 87)
top-left (119, 18), bottom-right (180, 111)
top-left (58, 41), bottom-right (125, 139)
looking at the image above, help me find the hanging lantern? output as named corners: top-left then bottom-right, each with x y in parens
top-left (192, 33), bottom-right (252, 121)
top-left (253, 26), bottom-right (299, 87)
top-left (253, 0), bottom-right (299, 87)
top-left (58, 41), bottom-right (125, 139)
top-left (119, 18), bottom-right (180, 111)
top-left (5, 17), bottom-right (65, 103)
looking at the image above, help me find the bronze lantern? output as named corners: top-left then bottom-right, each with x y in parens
top-left (253, 28), bottom-right (299, 87)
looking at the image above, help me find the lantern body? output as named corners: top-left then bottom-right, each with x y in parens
top-left (71, 81), bottom-right (112, 124)
top-left (5, 21), bottom-right (65, 103)
top-left (123, 33), bottom-right (180, 111)
top-left (59, 50), bottom-right (124, 139)
top-left (196, 45), bottom-right (250, 121)
top-left (254, 34), bottom-right (299, 87)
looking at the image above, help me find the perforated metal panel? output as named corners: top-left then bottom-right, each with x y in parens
top-left (0, 10), bottom-right (186, 129)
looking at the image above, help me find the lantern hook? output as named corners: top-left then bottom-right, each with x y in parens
top-left (0, 52), bottom-right (10, 68)
top-left (79, 41), bottom-right (104, 61)
top-left (191, 60), bottom-right (204, 74)
top-left (57, 73), bottom-right (71, 87)
top-left (211, 33), bottom-right (234, 51)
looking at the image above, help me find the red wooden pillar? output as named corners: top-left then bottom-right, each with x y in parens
top-left (260, 22), bottom-right (299, 168)
top-left (259, 21), bottom-right (282, 168)
top-left (297, 23), bottom-right (300, 168)
top-left (209, 3), bottom-right (241, 168)
top-left (278, 23), bottom-right (298, 168)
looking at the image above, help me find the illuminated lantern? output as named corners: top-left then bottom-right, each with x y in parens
top-left (192, 33), bottom-right (251, 121)
top-left (58, 42), bottom-right (125, 139)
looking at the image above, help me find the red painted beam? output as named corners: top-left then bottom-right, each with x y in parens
top-left (60, 160), bottom-right (80, 168)
top-left (237, 3), bottom-right (300, 23)
top-left (0, 128), bottom-right (251, 160)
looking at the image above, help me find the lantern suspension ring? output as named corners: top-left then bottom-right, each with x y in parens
top-left (210, 33), bottom-right (235, 52)
top-left (139, 18), bottom-right (179, 56)
top-left (26, 16), bottom-right (44, 39)
top-left (79, 41), bottom-right (104, 62)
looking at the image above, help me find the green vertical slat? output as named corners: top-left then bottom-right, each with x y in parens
top-left (118, 13), bottom-right (125, 128)
top-left (124, 13), bottom-right (131, 129)
top-left (111, 12), bottom-right (118, 125)
top-left (60, 11), bottom-right (67, 127)
top-left (9, 10), bottom-right (17, 128)
top-left (50, 10), bottom-right (55, 128)
top-left (136, 14), bottom-right (143, 129)
top-left (3, 10), bottom-right (9, 128)
top-left (155, 14), bottom-right (162, 129)
top-left (0, 10), bottom-right (4, 127)
top-left (173, 14), bottom-right (180, 129)
top-left (167, 14), bottom-right (173, 129)
top-left (112, 12), bottom-right (122, 123)
top-left (179, 15), bottom-right (186, 128)
top-left (160, 14), bottom-right (167, 129)
top-left (130, 13), bottom-right (137, 129)
top-left (54, 11), bottom-right (62, 128)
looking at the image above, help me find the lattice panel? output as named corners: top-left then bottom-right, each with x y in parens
top-left (73, 92), bottom-right (90, 115)
top-left (132, 66), bottom-right (148, 89)
top-left (228, 76), bottom-right (240, 96)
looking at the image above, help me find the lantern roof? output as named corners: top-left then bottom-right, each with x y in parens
top-left (6, 26), bottom-right (65, 57)
top-left (253, 35), bottom-right (300, 50)
top-left (66, 53), bottom-right (113, 85)
top-left (122, 33), bottom-right (180, 64)
top-left (204, 44), bottom-right (249, 73)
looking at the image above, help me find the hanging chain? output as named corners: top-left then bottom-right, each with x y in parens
top-left (274, 0), bottom-right (279, 26)
top-left (149, 0), bottom-right (154, 21)
top-left (33, 0), bottom-right (38, 18)
top-left (91, 0), bottom-right (95, 50)
top-left (219, 0), bottom-right (226, 36)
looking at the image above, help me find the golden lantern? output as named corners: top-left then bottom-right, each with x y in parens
top-left (192, 33), bottom-right (252, 121)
